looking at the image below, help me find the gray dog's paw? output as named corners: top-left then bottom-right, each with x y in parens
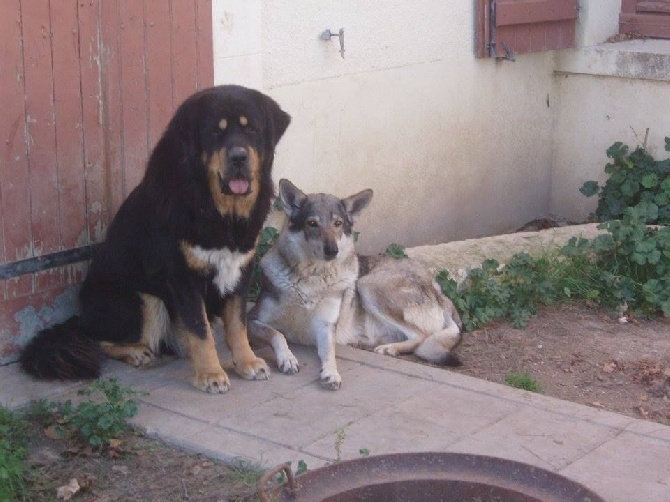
top-left (320, 369), bottom-right (342, 390)
top-left (276, 348), bottom-right (300, 374)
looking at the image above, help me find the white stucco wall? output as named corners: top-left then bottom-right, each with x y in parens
top-left (211, 0), bottom-right (668, 253)
top-left (212, 0), bottom-right (555, 253)
top-left (574, 0), bottom-right (621, 47)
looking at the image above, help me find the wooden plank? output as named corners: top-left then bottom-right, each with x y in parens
top-left (50, 1), bottom-right (86, 266)
top-left (195, 0), bottom-right (214, 89)
top-left (0, 0), bottom-right (32, 299)
top-left (145, 0), bottom-right (174, 152)
top-left (118, 0), bottom-right (149, 194)
top-left (543, 21), bottom-right (561, 50)
top-left (558, 19), bottom-right (575, 49)
top-left (637, 1), bottom-right (670, 14)
top-left (496, 0), bottom-right (578, 27)
top-left (514, 24), bottom-right (532, 54)
top-left (620, 13), bottom-right (670, 37)
top-left (171, 0), bottom-right (199, 107)
top-left (474, 0), bottom-right (490, 58)
top-left (78, 0), bottom-right (108, 246)
top-left (21, 0), bottom-right (63, 292)
top-left (101, 0), bottom-right (125, 219)
top-left (621, 0), bottom-right (639, 13)
top-left (529, 22), bottom-right (547, 52)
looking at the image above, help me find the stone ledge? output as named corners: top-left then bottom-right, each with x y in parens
top-left (555, 39), bottom-right (670, 82)
top-left (406, 223), bottom-right (605, 283)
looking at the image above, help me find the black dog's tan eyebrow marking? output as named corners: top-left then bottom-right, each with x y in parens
top-left (239, 115), bottom-right (248, 126)
top-left (219, 118), bottom-right (227, 130)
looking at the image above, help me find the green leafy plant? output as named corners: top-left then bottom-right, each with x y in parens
top-left (248, 226), bottom-right (280, 302)
top-left (563, 212), bottom-right (670, 316)
top-left (580, 137), bottom-right (670, 224)
top-left (384, 243), bottom-right (408, 259)
top-left (52, 378), bottom-right (145, 449)
top-left (436, 253), bottom-right (559, 331)
top-left (505, 372), bottom-right (542, 393)
top-left (437, 138), bottom-right (670, 330)
top-left (0, 406), bottom-right (29, 501)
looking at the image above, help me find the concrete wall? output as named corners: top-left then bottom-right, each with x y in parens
top-left (213, 0), bottom-right (555, 253)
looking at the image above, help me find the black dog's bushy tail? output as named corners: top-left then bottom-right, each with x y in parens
top-left (19, 316), bottom-right (104, 380)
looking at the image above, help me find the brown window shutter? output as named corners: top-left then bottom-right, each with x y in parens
top-left (620, 0), bottom-right (670, 38)
top-left (476, 0), bottom-right (579, 59)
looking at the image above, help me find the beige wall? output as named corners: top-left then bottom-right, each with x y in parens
top-left (212, 0), bottom-right (669, 253)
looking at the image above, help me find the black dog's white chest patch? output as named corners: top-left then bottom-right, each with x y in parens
top-left (183, 244), bottom-right (256, 295)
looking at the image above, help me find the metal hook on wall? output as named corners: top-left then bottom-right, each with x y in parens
top-left (320, 28), bottom-right (345, 59)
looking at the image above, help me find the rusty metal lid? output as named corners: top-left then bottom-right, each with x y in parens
top-left (258, 452), bottom-right (605, 502)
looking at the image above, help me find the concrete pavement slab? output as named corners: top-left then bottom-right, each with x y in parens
top-left (2, 342), bottom-right (669, 502)
top-left (559, 428), bottom-right (670, 501)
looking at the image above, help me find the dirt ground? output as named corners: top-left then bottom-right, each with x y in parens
top-left (24, 427), bottom-right (261, 501)
top-left (448, 303), bottom-right (670, 424)
top-left (22, 303), bottom-right (669, 501)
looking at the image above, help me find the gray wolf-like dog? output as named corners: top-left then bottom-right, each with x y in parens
top-left (248, 179), bottom-right (462, 390)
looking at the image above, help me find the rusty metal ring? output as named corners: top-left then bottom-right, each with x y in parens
top-left (257, 462), bottom-right (296, 502)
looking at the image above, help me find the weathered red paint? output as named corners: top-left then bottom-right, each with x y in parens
top-left (146, 0), bottom-right (174, 153)
top-left (475, 0), bottom-right (578, 58)
top-left (0, 0), bottom-right (213, 363)
top-left (620, 0), bottom-right (670, 38)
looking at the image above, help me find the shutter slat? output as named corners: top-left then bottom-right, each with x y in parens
top-left (476, 0), bottom-right (579, 58)
top-left (496, 0), bottom-right (578, 27)
top-left (620, 0), bottom-right (670, 37)
top-left (636, 1), bottom-right (670, 15)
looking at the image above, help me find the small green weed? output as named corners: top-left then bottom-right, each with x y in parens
top-left (384, 243), bottom-right (408, 259)
top-left (276, 459), bottom-right (308, 484)
top-left (0, 406), bottom-right (29, 501)
top-left (225, 458), bottom-right (266, 488)
top-left (51, 378), bottom-right (145, 449)
top-left (21, 398), bottom-right (54, 428)
top-left (505, 372), bottom-right (542, 393)
top-left (334, 426), bottom-right (347, 462)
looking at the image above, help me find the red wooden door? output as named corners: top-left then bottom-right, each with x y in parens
top-left (0, 0), bottom-right (213, 363)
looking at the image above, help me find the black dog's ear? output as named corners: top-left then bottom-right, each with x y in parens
top-left (161, 90), bottom-right (203, 164)
top-left (342, 189), bottom-right (373, 223)
top-left (262, 94), bottom-right (291, 147)
top-left (278, 179), bottom-right (306, 217)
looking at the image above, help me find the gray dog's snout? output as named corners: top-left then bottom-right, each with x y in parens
top-left (324, 242), bottom-right (338, 260)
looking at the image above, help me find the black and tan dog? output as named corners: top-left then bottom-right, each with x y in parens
top-left (20, 85), bottom-right (291, 393)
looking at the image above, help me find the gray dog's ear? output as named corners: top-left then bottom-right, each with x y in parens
top-left (342, 189), bottom-right (373, 223)
top-left (278, 179), bottom-right (306, 217)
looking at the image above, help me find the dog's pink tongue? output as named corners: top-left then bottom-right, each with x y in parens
top-left (229, 179), bottom-right (249, 194)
